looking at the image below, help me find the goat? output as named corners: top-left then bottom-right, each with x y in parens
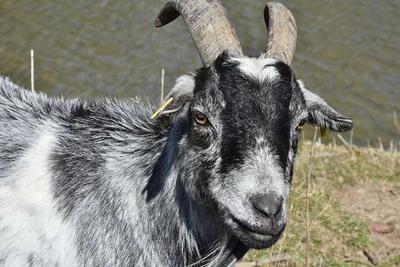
top-left (0, 1), bottom-right (353, 266)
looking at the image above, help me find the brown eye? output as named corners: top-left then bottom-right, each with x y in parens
top-left (296, 120), bottom-right (306, 130)
top-left (194, 113), bottom-right (208, 126)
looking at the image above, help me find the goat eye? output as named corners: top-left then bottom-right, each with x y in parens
top-left (296, 120), bottom-right (306, 131)
top-left (194, 113), bottom-right (208, 126)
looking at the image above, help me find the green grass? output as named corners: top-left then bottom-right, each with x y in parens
top-left (243, 138), bottom-right (400, 266)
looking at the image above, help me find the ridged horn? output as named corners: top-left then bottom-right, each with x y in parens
top-left (264, 2), bottom-right (297, 65)
top-left (155, 0), bottom-right (243, 67)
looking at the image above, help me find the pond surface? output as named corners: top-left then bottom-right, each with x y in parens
top-left (0, 0), bottom-right (399, 145)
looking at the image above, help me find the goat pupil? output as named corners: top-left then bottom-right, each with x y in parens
top-left (195, 114), bottom-right (207, 125)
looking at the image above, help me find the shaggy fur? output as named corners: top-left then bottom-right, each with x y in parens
top-left (0, 53), bottom-right (353, 266)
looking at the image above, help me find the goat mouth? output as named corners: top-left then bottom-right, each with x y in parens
top-left (231, 216), bottom-right (270, 236)
top-left (226, 215), bottom-right (284, 249)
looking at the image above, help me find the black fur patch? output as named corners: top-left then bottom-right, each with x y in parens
top-left (197, 55), bottom-right (296, 173)
top-left (144, 118), bottom-right (187, 201)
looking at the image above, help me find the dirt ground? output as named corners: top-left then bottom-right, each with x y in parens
top-left (336, 183), bottom-right (400, 265)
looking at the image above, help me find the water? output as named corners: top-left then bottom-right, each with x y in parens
top-left (0, 0), bottom-right (399, 145)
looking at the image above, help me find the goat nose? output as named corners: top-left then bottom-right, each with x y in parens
top-left (252, 193), bottom-right (283, 219)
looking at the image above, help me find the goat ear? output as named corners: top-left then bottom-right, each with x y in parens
top-left (155, 73), bottom-right (195, 119)
top-left (298, 80), bottom-right (354, 132)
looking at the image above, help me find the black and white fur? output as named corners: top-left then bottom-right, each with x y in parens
top-left (0, 52), bottom-right (353, 266)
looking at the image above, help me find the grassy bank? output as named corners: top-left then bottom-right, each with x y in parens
top-left (241, 137), bottom-right (400, 266)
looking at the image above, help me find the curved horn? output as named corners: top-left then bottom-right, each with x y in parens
top-left (155, 0), bottom-right (243, 67)
top-left (264, 2), bottom-right (297, 65)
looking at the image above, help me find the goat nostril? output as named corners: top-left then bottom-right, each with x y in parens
top-left (252, 193), bottom-right (283, 219)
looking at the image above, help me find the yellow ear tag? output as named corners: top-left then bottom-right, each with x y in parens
top-left (151, 97), bottom-right (174, 119)
top-left (320, 126), bottom-right (327, 138)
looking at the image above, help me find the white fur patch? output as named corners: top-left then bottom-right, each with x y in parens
top-left (231, 56), bottom-right (280, 83)
top-left (0, 126), bottom-right (78, 266)
top-left (211, 141), bottom-right (289, 225)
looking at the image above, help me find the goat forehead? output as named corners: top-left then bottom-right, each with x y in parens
top-left (230, 56), bottom-right (281, 82)
top-left (220, 83), bottom-right (293, 128)
top-left (220, 99), bottom-right (291, 147)
top-left (194, 55), bottom-right (295, 114)
top-left (219, 57), bottom-right (294, 121)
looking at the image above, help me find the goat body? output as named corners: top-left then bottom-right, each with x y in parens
top-left (0, 54), bottom-right (352, 266)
